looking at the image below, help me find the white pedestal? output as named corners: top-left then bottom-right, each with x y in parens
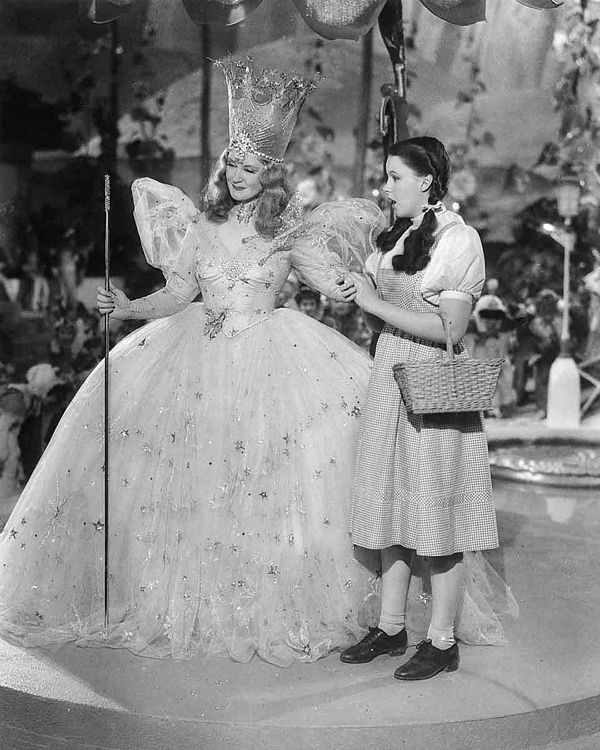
top-left (546, 355), bottom-right (581, 428)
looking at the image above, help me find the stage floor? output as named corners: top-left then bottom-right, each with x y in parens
top-left (0, 472), bottom-right (599, 750)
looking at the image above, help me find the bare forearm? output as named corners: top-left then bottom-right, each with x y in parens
top-left (364, 296), bottom-right (472, 345)
top-left (366, 298), bottom-right (448, 343)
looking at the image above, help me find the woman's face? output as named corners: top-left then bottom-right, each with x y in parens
top-left (226, 151), bottom-right (265, 202)
top-left (383, 155), bottom-right (431, 220)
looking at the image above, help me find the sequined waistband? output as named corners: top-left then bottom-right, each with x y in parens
top-left (203, 306), bottom-right (273, 339)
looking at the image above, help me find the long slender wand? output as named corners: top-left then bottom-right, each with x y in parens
top-left (103, 174), bottom-right (111, 633)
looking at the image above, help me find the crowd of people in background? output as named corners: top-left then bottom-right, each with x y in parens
top-left (0, 232), bottom-right (593, 519)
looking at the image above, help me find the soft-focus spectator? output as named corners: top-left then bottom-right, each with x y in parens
top-left (17, 249), bottom-right (50, 314)
top-left (326, 299), bottom-right (372, 349)
top-left (529, 289), bottom-right (561, 418)
top-left (0, 248), bottom-right (21, 365)
top-left (508, 300), bottom-right (537, 405)
top-left (274, 275), bottom-right (300, 310)
top-left (483, 277), bottom-right (500, 297)
top-left (465, 294), bottom-right (517, 418)
top-left (295, 286), bottom-right (336, 328)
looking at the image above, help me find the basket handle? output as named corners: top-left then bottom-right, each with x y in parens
top-left (438, 311), bottom-right (455, 361)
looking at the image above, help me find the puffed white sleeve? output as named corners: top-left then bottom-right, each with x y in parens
top-left (289, 198), bottom-right (386, 300)
top-left (128, 178), bottom-right (201, 318)
top-left (421, 223), bottom-right (485, 307)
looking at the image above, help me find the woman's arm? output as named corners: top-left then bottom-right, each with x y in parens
top-left (97, 266), bottom-right (199, 321)
top-left (350, 273), bottom-right (472, 345)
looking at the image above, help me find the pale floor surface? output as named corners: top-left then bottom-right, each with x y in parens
top-left (0, 415), bottom-right (599, 749)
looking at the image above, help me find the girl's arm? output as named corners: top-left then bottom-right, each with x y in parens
top-left (350, 272), bottom-right (472, 345)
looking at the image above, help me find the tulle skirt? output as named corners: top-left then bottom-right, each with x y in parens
top-left (0, 304), bottom-right (516, 665)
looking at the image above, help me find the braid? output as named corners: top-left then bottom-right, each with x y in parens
top-left (378, 136), bottom-right (451, 275)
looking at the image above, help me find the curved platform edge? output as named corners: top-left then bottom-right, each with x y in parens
top-left (1, 683), bottom-right (600, 750)
top-left (485, 421), bottom-right (600, 447)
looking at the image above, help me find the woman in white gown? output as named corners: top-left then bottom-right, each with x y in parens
top-left (0, 60), bottom-right (514, 667)
top-left (0, 60), bottom-right (385, 666)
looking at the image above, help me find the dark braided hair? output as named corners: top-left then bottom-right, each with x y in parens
top-left (376, 136), bottom-right (451, 274)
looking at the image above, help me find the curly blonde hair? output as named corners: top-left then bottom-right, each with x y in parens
top-left (200, 149), bottom-right (293, 238)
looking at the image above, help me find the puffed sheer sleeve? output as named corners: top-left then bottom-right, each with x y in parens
top-left (289, 198), bottom-right (386, 300)
top-left (421, 223), bottom-right (485, 307)
top-left (128, 178), bottom-right (202, 319)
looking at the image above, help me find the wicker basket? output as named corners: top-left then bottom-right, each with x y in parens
top-left (392, 313), bottom-right (504, 414)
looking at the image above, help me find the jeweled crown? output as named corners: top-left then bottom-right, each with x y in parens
top-left (215, 57), bottom-right (317, 164)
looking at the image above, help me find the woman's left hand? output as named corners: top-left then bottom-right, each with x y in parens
top-left (349, 272), bottom-right (380, 312)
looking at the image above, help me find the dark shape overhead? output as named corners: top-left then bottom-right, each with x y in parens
top-left (79, 0), bottom-right (564, 39)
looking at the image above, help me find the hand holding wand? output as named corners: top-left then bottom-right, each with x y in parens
top-left (103, 174), bottom-right (110, 633)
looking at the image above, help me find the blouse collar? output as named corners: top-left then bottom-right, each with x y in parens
top-left (410, 201), bottom-right (445, 226)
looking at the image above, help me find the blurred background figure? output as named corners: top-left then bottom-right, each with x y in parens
top-left (295, 286), bottom-right (336, 328)
top-left (529, 288), bottom-right (561, 418)
top-left (274, 271), bottom-right (300, 310)
top-left (465, 293), bottom-right (517, 418)
top-left (326, 298), bottom-right (373, 349)
top-left (16, 249), bottom-right (50, 314)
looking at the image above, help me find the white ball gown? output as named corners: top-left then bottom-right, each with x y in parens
top-left (0, 180), bottom-right (515, 665)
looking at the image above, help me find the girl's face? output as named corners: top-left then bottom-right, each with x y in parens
top-left (383, 155), bottom-right (431, 220)
top-left (226, 151), bottom-right (265, 202)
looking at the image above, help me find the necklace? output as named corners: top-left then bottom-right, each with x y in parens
top-left (234, 201), bottom-right (257, 224)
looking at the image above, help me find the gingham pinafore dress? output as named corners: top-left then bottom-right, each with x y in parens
top-left (349, 227), bottom-right (499, 556)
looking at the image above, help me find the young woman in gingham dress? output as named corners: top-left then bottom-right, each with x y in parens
top-left (341, 136), bottom-right (502, 681)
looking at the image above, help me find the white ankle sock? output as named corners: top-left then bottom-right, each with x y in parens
top-left (427, 624), bottom-right (455, 650)
top-left (379, 609), bottom-right (405, 636)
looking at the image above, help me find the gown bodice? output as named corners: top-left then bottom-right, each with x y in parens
top-left (193, 215), bottom-right (293, 338)
top-left (130, 177), bottom-right (387, 337)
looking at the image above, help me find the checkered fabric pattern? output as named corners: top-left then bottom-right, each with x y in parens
top-left (350, 239), bottom-right (499, 556)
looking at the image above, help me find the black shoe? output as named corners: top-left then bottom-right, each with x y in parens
top-left (340, 627), bottom-right (407, 664)
top-left (393, 639), bottom-right (459, 681)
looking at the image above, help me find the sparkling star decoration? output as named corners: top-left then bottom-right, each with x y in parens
top-left (259, 491), bottom-right (268, 499)
top-left (329, 351), bottom-right (338, 359)
top-left (330, 458), bottom-right (337, 465)
top-left (9, 529), bottom-right (17, 539)
top-left (20, 518), bottom-right (27, 525)
top-left (93, 520), bottom-right (105, 532)
top-left (120, 429), bottom-right (130, 437)
top-left (314, 470), bottom-right (322, 479)
top-left (351, 405), bottom-right (362, 417)
top-left (121, 478), bottom-right (130, 486)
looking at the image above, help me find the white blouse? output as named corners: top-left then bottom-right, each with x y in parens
top-left (364, 209), bottom-right (485, 307)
